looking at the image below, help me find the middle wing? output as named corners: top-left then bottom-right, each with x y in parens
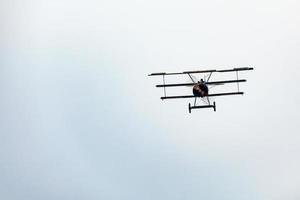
top-left (156, 79), bottom-right (246, 88)
top-left (161, 92), bottom-right (244, 100)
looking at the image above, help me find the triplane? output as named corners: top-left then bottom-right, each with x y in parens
top-left (148, 67), bottom-right (253, 113)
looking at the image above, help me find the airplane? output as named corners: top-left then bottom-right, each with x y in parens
top-left (148, 67), bottom-right (253, 113)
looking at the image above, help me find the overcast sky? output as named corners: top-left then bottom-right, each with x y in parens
top-left (1, 0), bottom-right (300, 200)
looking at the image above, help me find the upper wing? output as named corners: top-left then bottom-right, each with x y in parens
top-left (216, 67), bottom-right (254, 72)
top-left (148, 69), bottom-right (216, 76)
top-left (148, 67), bottom-right (253, 76)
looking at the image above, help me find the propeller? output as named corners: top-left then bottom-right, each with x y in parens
top-left (185, 73), bottom-right (220, 106)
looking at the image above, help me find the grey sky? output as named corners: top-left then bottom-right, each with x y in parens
top-left (1, 0), bottom-right (300, 199)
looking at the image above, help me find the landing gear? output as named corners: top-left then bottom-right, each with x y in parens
top-left (188, 101), bottom-right (216, 113)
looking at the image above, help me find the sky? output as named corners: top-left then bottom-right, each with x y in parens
top-left (1, 0), bottom-right (300, 199)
